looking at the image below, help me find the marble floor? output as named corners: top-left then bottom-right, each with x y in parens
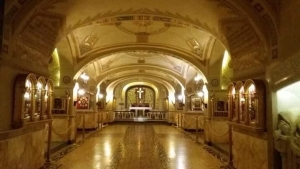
top-left (47, 123), bottom-right (231, 169)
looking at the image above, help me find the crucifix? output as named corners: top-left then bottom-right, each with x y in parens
top-left (136, 87), bottom-right (145, 103)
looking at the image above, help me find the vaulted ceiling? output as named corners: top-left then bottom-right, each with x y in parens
top-left (3, 0), bottom-right (279, 92)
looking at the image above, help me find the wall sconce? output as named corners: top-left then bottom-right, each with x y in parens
top-left (80, 72), bottom-right (89, 83)
top-left (78, 88), bottom-right (86, 95)
top-left (177, 95), bottom-right (183, 101)
top-left (105, 93), bottom-right (114, 105)
top-left (77, 72), bottom-right (91, 95)
top-left (168, 95), bottom-right (176, 107)
top-left (197, 91), bottom-right (204, 97)
top-left (98, 93), bottom-right (103, 99)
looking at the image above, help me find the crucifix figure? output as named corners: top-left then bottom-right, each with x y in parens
top-left (137, 88), bottom-right (144, 99)
top-left (136, 87), bottom-right (145, 103)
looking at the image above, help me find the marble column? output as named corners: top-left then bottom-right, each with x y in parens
top-left (67, 87), bottom-right (77, 143)
top-left (182, 92), bottom-right (189, 128)
top-left (204, 91), bottom-right (212, 144)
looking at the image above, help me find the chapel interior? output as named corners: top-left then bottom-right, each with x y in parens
top-left (0, 0), bottom-right (300, 169)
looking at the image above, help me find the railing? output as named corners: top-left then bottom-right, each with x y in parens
top-left (168, 112), bottom-right (229, 144)
top-left (113, 110), bottom-right (168, 121)
top-left (213, 111), bottom-right (228, 117)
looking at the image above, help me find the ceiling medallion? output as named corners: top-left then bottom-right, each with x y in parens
top-left (90, 86), bottom-right (96, 91)
top-left (211, 79), bottom-right (219, 87)
top-left (63, 76), bottom-right (71, 84)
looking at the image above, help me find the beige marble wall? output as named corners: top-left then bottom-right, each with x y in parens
top-left (205, 119), bottom-right (229, 144)
top-left (172, 112), bottom-right (182, 126)
top-left (167, 111), bottom-right (179, 124)
top-left (182, 113), bottom-right (205, 130)
top-left (104, 111), bottom-right (114, 123)
top-left (77, 111), bottom-right (98, 129)
top-left (0, 126), bottom-right (45, 169)
top-left (232, 130), bottom-right (268, 169)
top-left (51, 115), bottom-right (72, 142)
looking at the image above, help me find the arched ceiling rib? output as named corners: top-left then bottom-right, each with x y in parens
top-left (73, 44), bottom-right (209, 76)
top-left (95, 65), bottom-right (186, 85)
top-left (106, 75), bottom-right (177, 94)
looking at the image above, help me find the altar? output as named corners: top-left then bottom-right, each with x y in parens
top-left (129, 105), bottom-right (152, 117)
top-left (126, 87), bottom-right (153, 117)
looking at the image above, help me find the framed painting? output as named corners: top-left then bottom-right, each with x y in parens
top-left (215, 100), bottom-right (227, 111)
top-left (53, 98), bottom-right (64, 109)
top-left (77, 96), bottom-right (89, 109)
top-left (177, 102), bottom-right (184, 110)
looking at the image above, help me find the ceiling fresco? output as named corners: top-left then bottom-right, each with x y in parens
top-left (2, 0), bottom-right (278, 91)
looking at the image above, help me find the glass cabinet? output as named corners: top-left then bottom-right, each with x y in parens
top-left (13, 73), bottom-right (53, 128)
top-left (227, 79), bottom-right (265, 130)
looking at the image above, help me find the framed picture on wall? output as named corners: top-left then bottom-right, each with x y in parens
top-left (177, 102), bottom-right (184, 110)
top-left (215, 100), bottom-right (227, 111)
top-left (190, 96), bottom-right (203, 111)
top-left (53, 98), bottom-right (64, 109)
top-left (77, 96), bottom-right (89, 109)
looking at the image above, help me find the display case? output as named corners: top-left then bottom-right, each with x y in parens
top-left (236, 81), bottom-right (246, 123)
top-left (227, 79), bottom-right (266, 130)
top-left (227, 83), bottom-right (237, 121)
top-left (13, 73), bottom-right (53, 129)
top-left (35, 77), bottom-right (46, 119)
top-left (44, 79), bottom-right (54, 119)
top-left (23, 74), bottom-right (36, 122)
top-left (244, 79), bottom-right (265, 128)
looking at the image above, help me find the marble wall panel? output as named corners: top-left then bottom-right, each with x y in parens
top-left (51, 116), bottom-right (70, 142)
top-left (173, 112), bottom-right (181, 126)
top-left (0, 129), bottom-right (45, 169)
top-left (182, 113), bottom-right (205, 130)
top-left (167, 111), bottom-right (178, 124)
top-left (207, 119), bottom-right (229, 144)
top-left (77, 112), bottom-right (97, 129)
top-left (232, 130), bottom-right (268, 169)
